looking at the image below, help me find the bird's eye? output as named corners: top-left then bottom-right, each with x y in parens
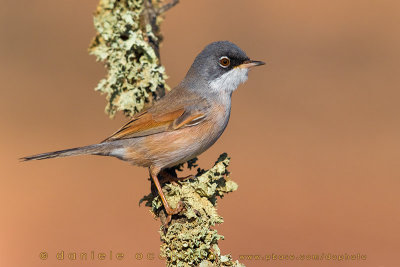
top-left (219, 56), bottom-right (231, 68)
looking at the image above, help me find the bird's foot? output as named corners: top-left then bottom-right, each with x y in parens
top-left (160, 171), bottom-right (195, 186)
top-left (163, 201), bottom-right (184, 227)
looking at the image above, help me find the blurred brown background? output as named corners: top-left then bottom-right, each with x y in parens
top-left (1, 0), bottom-right (400, 266)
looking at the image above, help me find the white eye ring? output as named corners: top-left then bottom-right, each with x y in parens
top-left (219, 56), bottom-right (231, 68)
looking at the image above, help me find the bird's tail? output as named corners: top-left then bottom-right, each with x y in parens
top-left (20, 143), bottom-right (108, 161)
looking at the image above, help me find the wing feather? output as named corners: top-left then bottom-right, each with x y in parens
top-left (102, 107), bottom-right (206, 142)
top-left (101, 86), bottom-right (209, 142)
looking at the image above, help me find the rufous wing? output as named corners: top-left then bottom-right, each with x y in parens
top-left (102, 107), bottom-right (206, 142)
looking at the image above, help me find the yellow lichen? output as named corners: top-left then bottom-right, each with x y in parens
top-left (90, 1), bottom-right (245, 266)
top-left (141, 154), bottom-right (244, 267)
top-left (89, 0), bottom-right (168, 117)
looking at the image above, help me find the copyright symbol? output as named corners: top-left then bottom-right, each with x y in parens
top-left (39, 251), bottom-right (48, 260)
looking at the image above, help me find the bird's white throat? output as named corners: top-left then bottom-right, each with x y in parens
top-left (209, 68), bottom-right (249, 93)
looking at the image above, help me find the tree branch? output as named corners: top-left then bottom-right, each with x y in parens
top-left (156, 0), bottom-right (180, 15)
top-left (89, 1), bottom-right (244, 266)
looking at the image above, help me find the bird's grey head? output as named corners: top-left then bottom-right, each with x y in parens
top-left (182, 41), bottom-right (265, 94)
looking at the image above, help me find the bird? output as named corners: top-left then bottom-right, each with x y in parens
top-left (21, 41), bottom-right (265, 222)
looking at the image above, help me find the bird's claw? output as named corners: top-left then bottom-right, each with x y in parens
top-left (164, 201), bottom-right (184, 226)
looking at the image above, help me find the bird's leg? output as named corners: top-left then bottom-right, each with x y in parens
top-left (149, 166), bottom-right (184, 224)
top-left (159, 168), bottom-right (195, 185)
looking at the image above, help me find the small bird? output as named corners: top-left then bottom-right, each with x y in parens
top-left (21, 41), bottom-right (265, 221)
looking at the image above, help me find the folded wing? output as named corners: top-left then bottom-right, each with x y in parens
top-left (102, 105), bottom-right (207, 142)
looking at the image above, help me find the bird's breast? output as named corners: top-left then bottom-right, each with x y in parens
top-left (206, 100), bottom-right (231, 139)
top-left (122, 97), bottom-right (232, 169)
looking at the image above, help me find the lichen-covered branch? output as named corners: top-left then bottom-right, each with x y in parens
top-left (89, 0), bottom-right (169, 117)
top-left (89, 1), bottom-right (244, 266)
top-left (141, 154), bottom-right (244, 266)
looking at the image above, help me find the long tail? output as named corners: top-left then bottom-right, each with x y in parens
top-left (20, 143), bottom-right (109, 161)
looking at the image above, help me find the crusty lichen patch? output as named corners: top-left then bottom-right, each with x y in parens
top-left (89, 0), bottom-right (168, 117)
top-left (90, 2), bottom-right (245, 266)
top-left (141, 153), bottom-right (245, 267)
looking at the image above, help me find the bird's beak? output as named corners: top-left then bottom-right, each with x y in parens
top-left (237, 59), bottom-right (266, 69)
